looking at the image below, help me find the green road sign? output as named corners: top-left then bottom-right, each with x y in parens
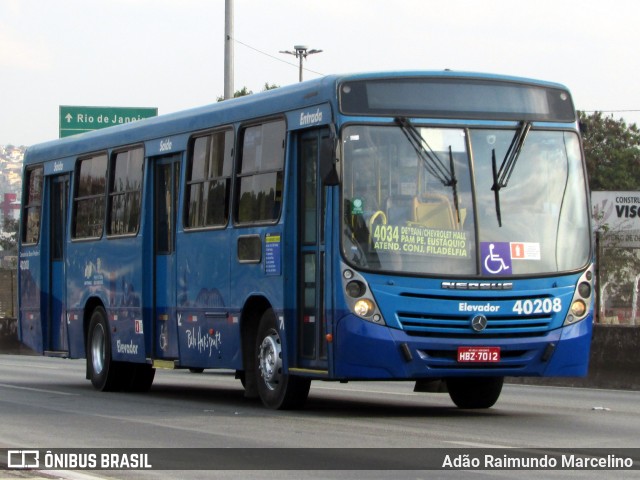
top-left (59, 106), bottom-right (158, 138)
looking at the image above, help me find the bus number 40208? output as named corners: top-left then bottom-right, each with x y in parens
top-left (512, 298), bottom-right (562, 315)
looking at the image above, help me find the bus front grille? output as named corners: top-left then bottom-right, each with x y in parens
top-left (397, 311), bottom-right (553, 338)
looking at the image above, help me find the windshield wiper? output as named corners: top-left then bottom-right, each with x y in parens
top-left (491, 121), bottom-right (531, 227)
top-left (395, 117), bottom-right (460, 223)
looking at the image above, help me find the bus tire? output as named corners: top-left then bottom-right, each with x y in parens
top-left (255, 309), bottom-right (310, 410)
top-left (87, 307), bottom-right (121, 392)
top-left (125, 363), bottom-right (156, 392)
top-left (446, 376), bottom-right (503, 409)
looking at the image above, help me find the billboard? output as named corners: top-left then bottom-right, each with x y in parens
top-left (592, 191), bottom-right (640, 247)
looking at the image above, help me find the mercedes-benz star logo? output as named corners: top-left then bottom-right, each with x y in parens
top-left (471, 315), bottom-right (488, 332)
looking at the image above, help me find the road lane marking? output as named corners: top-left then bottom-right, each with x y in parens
top-left (445, 440), bottom-right (513, 448)
top-left (0, 383), bottom-right (78, 396)
top-left (40, 470), bottom-right (107, 480)
top-left (0, 360), bottom-right (78, 370)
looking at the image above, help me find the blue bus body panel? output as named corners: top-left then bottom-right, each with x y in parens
top-left (173, 229), bottom-right (240, 369)
top-left (18, 246), bottom-right (43, 351)
top-left (371, 275), bottom-right (576, 333)
top-left (332, 271), bottom-right (592, 379)
top-left (65, 236), bottom-right (146, 361)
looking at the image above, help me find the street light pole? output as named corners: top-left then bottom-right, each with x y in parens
top-left (279, 45), bottom-right (322, 82)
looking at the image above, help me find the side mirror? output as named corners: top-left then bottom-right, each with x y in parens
top-left (319, 135), bottom-right (340, 186)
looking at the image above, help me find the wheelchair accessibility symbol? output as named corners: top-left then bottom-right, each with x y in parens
top-left (481, 242), bottom-right (512, 275)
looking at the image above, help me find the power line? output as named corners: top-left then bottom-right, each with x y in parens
top-left (231, 37), bottom-right (324, 78)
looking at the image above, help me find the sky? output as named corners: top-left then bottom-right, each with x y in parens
top-left (2, 0), bottom-right (640, 146)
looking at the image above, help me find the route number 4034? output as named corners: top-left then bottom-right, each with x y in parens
top-left (512, 298), bottom-right (562, 315)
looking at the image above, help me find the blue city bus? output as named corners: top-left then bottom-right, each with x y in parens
top-left (18, 71), bottom-right (594, 409)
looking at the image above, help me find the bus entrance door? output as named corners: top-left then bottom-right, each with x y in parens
top-left (153, 155), bottom-right (181, 359)
top-left (297, 128), bottom-right (332, 371)
top-left (47, 174), bottom-right (69, 354)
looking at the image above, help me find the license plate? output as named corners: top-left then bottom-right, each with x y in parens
top-left (457, 346), bottom-right (501, 363)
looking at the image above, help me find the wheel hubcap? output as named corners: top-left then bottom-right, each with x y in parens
top-left (258, 329), bottom-right (282, 391)
top-left (91, 323), bottom-right (105, 375)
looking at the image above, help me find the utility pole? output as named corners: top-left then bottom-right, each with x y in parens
top-left (224, 0), bottom-right (234, 100)
top-left (279, 45), bottom-right (322, 82)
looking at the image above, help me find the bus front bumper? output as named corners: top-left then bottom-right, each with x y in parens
top-left (333, 314), bottom-right (592, 380)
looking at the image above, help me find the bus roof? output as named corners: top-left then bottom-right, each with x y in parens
top-left (23, 70), bottom-right (571, 165)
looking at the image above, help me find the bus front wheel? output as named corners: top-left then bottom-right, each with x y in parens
top-left (124, 363), bottom-right (155, 392)
top-left (255, 309), bottom-right (310, 409)
top-left (87, 307), bottom-right (121, 391)
top-left (446, 376), bottom-right (503, 409)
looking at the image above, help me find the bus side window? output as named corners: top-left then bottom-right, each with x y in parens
top-left (72, 154), bottom-right (108, 239)
top-left (21, 166), bottom-right (44, 245)
top-left (108, 147), bottom-right (144, 236)
top-left (235, 120), bottom-right (285, 224)
top-left (186, 129), bottom-right (233, 229)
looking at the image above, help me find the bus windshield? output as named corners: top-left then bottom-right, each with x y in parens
top-left (341, 124), bottom-right (590, 276)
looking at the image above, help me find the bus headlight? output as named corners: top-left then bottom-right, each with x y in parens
top-left (354, 299), bottom-right (374, 317)
top-left (341, 262), bottom-right (386, 325)
top-left (563, 266), bottom-right (593, 326)
top-left (570, 300), bottom-right (587, 317)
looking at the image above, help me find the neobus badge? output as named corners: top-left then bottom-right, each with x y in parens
top-left (442, 281), bottom-right (513, 290)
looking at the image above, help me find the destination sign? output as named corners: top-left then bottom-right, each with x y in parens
top-left (371, 224), bottom-right (469, 258)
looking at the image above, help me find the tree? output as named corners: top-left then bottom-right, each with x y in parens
top-left (0, 217), bottom-right (17, 254)
top-left (580, 111), bottom-right (640, 323)
top-left (216, 83), bottom-right (279, 102)
top-left (579, 111), bottom-right (640, 191)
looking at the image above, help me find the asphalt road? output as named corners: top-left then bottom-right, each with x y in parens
top-left (0, 354), bottom-right (639, 479)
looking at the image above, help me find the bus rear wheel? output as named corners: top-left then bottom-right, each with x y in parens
top-left (255, 309), bottom-right (310, 410)
top-left (87, 307), bottom-right (121, 391)
top-left (446, 376), bottom-right (504, 409)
